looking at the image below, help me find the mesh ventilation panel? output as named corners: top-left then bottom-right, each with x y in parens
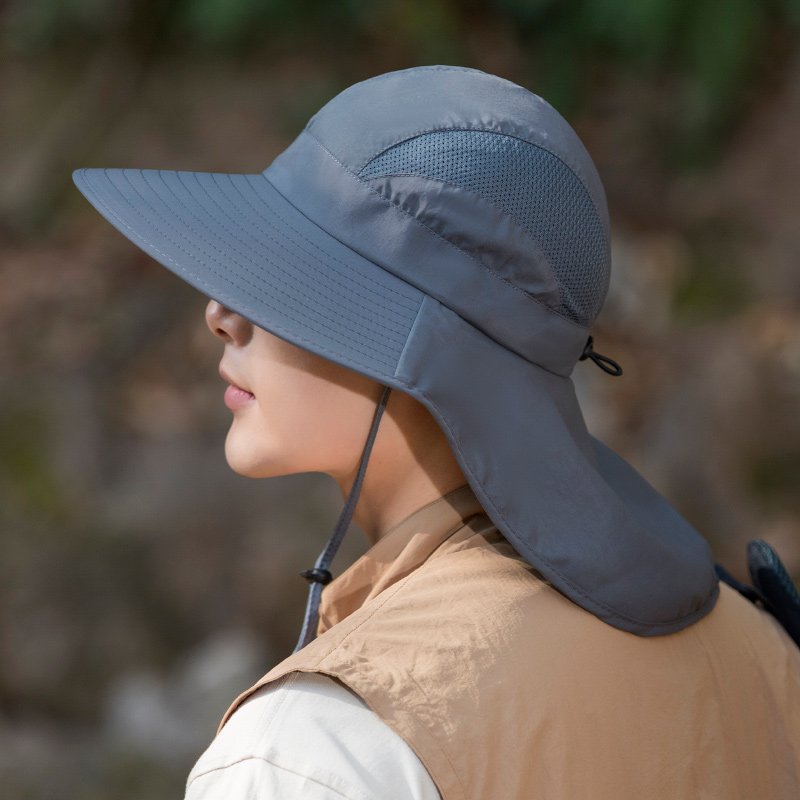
top-left (359, 130), bottom-right (608, 327)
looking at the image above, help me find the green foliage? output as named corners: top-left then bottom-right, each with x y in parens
top-left (528, 22), bottom-right (591, 117)
top-left (0, 405), bottom-right (73, 523)
top-left (670, 218), bottom-right (752, 322)
top-left (2, 0), bottom-right (799, 166)
top-left (96, 751), bottom-right (192, 800)
top-left (580, 0), bottom-right (685, 64)
top-left (748, 452), bottom-right (800, 513)
top-left (374, 0), bottom-right (463, 63)
top-left (175, 0), bottom-right (295, 48)
top-left (502, 0), bottom-right (797, 167)
top-left (669, 0), bottom-right (766, 166)
top-left (671, 251), bottom-right (751, 322)
top-left (3, 0), bottom-right (125, 52)
top-left (493, 0), bottom-right (559, 26)
top-left (780, 0), bottom-right (800, 28)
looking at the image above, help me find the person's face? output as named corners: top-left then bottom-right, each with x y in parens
top-left (205, 300), bottom-right (384, 481)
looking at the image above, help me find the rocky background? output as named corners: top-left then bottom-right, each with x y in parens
top-left (1, 1), bottom-right (799, 796)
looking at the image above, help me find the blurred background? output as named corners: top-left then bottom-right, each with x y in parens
top-left (1, 0), bottom-right (800, 796)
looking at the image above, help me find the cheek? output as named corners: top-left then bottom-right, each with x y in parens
top-left (272, 373), bottom-right (358, 456)
top-left (240, 366), bottom-right (352, 473)
top-left (256, 378), bottom-right (320, 447)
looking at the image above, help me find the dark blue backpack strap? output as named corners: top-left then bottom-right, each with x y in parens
top-left (715, 562), bottom-right (770, 608)
top-left (747, 539), bottom-right (800, 649)
top-left (715, 541), bottom-right (800, 649)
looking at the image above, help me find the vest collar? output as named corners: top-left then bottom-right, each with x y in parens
top-left (318, 483), bottom-right (484, 634)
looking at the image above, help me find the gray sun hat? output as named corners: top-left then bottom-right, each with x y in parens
top-left (72, 65), bottom-right (719, 646)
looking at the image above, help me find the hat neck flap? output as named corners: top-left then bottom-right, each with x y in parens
top-left (396, 295), bottom-right (719, 636)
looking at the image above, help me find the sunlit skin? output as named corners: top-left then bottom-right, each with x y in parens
top-left (205, 300), bottom-right (468, 546)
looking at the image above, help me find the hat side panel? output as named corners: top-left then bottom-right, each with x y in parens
top-left (264, 130), bottom-right (587, 375)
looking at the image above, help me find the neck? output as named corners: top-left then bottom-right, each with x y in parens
top-left (333, 389), bottom-right (468, 547)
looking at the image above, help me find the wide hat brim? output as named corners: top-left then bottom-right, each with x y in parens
top-left (72, 66), bottom-right (719, 636)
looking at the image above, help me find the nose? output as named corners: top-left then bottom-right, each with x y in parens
top-left (205, 300), bottom-right (253, 346)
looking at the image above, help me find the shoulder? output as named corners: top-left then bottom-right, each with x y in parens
top-left (185, 671), bottom-right (441, 800)
top-left (311, 530), bottom-right (800, 697)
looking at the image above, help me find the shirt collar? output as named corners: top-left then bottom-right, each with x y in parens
top-left (318, 483), bottom-right (485, 634)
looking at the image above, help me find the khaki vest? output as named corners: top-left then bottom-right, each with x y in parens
top-left (219, 484), bottom-right (800, 799)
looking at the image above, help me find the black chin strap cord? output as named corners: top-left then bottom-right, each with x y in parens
top-left (293, 384), bottom-right (393, 653)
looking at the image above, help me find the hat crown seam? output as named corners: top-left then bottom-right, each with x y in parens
top-left (356, 125), bottom-right (605, 233)
top-left (361, 171), bottom-right (565, 315)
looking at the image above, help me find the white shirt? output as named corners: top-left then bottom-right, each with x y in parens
top-left (185, 670), bottom-right (442, 799)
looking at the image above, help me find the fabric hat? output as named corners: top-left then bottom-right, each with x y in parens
top-left (72, 65), bottom-right (719, 644)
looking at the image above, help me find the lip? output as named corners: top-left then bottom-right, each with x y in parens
top-left (219, 365), bottom-right (255, 409)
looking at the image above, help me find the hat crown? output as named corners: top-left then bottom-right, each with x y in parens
top-left (359, 129), bottom-right (608, 328)
top-left (305, 66), bottom-right (611, 329)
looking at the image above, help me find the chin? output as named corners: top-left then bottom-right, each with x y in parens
top-left (223, 423), bottom-right (289, 479)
